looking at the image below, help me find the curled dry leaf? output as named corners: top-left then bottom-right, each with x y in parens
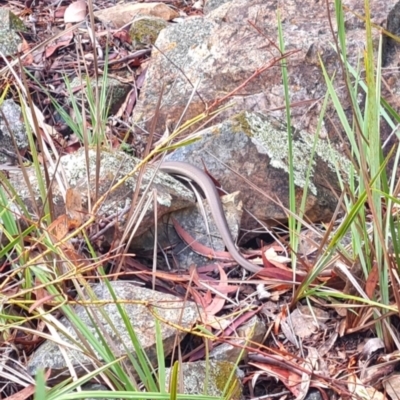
top-left (65, 187), bottom-right (83, 228)
top-left (47, 188), bottom-right (83, 239)
top-left (256, 284), bottom-right (271, 299)
top-left (48, 214), bottom-right (69, 241)
top-left (64, 0), bottom-right (87, 23)
top-left (359, 338), bottom-right (385, 361)
top-left (250, 361), bottom-right (303, 397)
top-left (172, 217), bottom-right (236, 261)
top-left (18, 38), bottom-right (33, 65)
top-left (383, 373), bottom-right (400, 399)
top-left (264, 247), bottom-right (291, 266)
top-left (6, 384), bottom-right (36, 399)
top-left (45, 29), bottom-right (74, 58)
top-left (348, 374), bottom-right (385, 400)
top-left (203, 265), bottom-right (228, 316)
top-left (29, 294), bottom-right (57, 313)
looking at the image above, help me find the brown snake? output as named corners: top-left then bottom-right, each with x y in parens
top-left (160, 161), bottom-right (262, 274)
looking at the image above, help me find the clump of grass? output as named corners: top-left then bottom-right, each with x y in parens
top-left (289, 1), bottom-right (400, 351)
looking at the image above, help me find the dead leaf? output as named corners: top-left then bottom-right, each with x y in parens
top-left (29, 294), bottom-right (57, 313)
top-left (203, 266), bottom-right (228, 315)
top-left (64, 1), bottom-right (87, 23)
top-left (285, 305), bottom-right (329, 339)
top-left (66, 187), bottom-right (83, 228)
top-left (383, 373), bottom-right (400, 399)
top-left (114, 30), bottom-right (132, 45)
top-left (54, 6), bottom-right (68, 18)
top-left (18, 38), bottom-right (33, 65)
top-left (365, 262), bottom-right (379, 299)
top-left (263, 245), bottom-right (295, 272)
top-left (264, 246), bottom-right (291, 265)
top-left (274, 308), bottom-right (287, 336)
top-left (360, 338), bottom-right (385, 361)
top-left (45, 29), bottom-right (74, 58)
top-left (298, 348), bottom-right (319, 400)
top-left (250, 361), bottom-right (303, 397)
top-left (348, 374), bottom-right (385, 400)
top-left (45, 40), bottom-right (71, 58)
top-left (196, 272), bottom-right (238, 294)
top-left (192, 0), bottom-right (204, 10)
top-left (48, 214), bottom-right (69, 240)
top-left (172, 217), bottom-right (236, 261)
top-left (5, 382), bottom-right (39, 399)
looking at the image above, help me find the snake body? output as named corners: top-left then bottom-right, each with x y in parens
top-left (160, 161), bottom-right (262, 274)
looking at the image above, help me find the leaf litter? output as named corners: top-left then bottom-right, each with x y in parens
top-left (0, 0), bottom-right (397, 398)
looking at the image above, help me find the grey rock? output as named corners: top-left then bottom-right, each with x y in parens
top-left (305, 389), bottom-right (324, 400)
top-left (27, 282), bottom-right (199, 381)
top-left (383, 0), bottom-right (400, 64)
top-left (133, 0), bottom-right (395, 145)
top-left (0, 99), bottom-right (28, 164)
top-left (165, 111), bottom-right (351, 231)
top-left (0, 9), bottom-right (26, 31)
top-left (165, 360), bottom-right (244, 399)
top-left (79, 384), bottom-right (113, 400)
top-left (0, 9), bottom-right (24, 56)
top-left (209, 315), bottom-right (266, 362)
top-left (132, 16), bottom-right (218, 140)
top-left (5, 148), bottom-right (196, 245)
top-left (204, 0), bottom-right (232, 14)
